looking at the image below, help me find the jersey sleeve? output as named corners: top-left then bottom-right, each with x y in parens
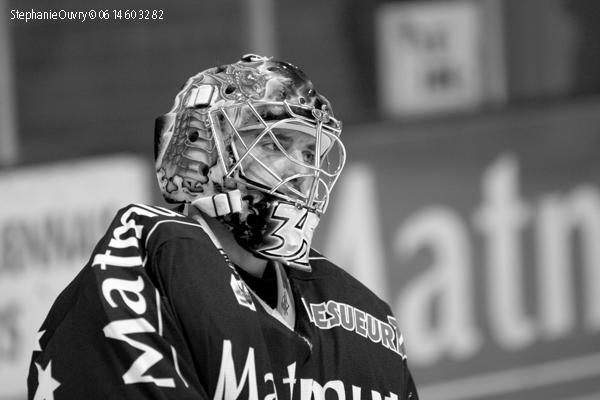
top-left (382, 302), bottom-right (419, 400)
top-left (405, 368), bottom-right (419, 400)
top-left (387, 304), bottom-right (420, 400)
top-left (27, 204), bottom-right (209, 399)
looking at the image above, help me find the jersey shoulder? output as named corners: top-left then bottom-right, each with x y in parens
top-left (295, 249), bottom-right (391, 311)
top-left (109, 203), bottom-right (212, 247)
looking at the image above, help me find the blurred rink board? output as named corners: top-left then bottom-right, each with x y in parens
top-left (376, 0), bottom-right (506, 117)
top-left (0, 0), bottom-right (17, 166)
top-left (0, 155), bottom-right (151, 399)
top-left (316, 99), bottom-right (600, 400)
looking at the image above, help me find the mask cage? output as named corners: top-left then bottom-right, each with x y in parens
top-left (209, 101), bottom-right (345, 214)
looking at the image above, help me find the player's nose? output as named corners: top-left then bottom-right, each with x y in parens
top-left (288, 176), bottom-right (310, 193)
top-left (289, 164), bottom-right (314, 193)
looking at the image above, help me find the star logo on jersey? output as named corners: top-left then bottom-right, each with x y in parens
top-left (33, 360), bottom-right (60, 400)
top-left (34, 330), bottom-right (46, 352)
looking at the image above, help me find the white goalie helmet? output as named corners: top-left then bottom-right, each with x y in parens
top-left (154, 54), bottom-right (346, 271)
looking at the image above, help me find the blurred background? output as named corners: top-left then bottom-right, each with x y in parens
top-left (2, 0), bottom-right (600, 399)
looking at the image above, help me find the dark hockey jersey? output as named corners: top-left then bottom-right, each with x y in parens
top-left (28, 204), bottom-right (418, 400)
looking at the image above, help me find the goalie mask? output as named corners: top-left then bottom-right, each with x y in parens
top-left (155, 54), bottom-right (345, 271)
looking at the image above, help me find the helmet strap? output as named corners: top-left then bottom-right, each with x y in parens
top-left (191, 190), bottom-right (243, 217)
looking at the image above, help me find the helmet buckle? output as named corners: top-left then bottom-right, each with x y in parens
top-left (311, 108), bottom-right (331, 123)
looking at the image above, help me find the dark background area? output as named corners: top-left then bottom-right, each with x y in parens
top-left (6, 0), bottom-right (600, 166)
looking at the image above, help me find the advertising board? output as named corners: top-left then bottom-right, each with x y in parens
top-left (0, 155), bottom-right (151, 399)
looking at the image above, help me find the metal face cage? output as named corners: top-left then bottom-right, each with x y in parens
top-left (209, 101), bottom-right (345, 214)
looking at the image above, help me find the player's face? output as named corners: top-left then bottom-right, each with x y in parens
top-left (240, 127), bottom-right (317, 196)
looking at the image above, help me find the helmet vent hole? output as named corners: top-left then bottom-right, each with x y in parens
top-left (188, 131), bottom-right (199, 142)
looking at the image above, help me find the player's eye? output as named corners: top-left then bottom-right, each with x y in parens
top-left (303, 150), bottom-right (315, 164)
top-left (260, 142), bottom-right (279, 152)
